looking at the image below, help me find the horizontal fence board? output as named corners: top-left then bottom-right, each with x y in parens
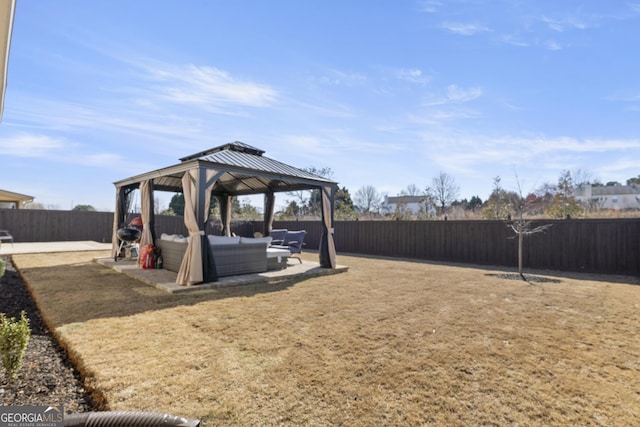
top-left (1, 209), bottom-right (638, 275)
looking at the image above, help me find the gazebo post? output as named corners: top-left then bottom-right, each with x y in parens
top-left (264, 191), bottom-right (275, 236)
top-left (319, 184), bottom-right (337, 269)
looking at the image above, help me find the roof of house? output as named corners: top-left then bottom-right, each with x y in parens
top-left (114, 142), bottom-right (337, 196)
top-left (0, 188), bottom-right (34, 207)
top-left (591, 185), bottom-right (639, 196)
top-left (385, 195), bottom-right (426, 204)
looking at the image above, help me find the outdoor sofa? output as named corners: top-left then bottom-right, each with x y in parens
top-left (156, 234), bottom-right (290, 278)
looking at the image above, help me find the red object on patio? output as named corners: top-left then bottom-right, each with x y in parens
top-left (140, 243), bottom-right (155, 269)
top-left (129, 216), bottom-right (143, 231)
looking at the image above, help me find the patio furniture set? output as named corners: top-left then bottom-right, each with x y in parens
top-left (155, 229), bottom-right (306, 279)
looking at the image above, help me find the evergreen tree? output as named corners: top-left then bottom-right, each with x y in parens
top-left (335, 187), bottom-right (357, 220)
top-left (547, 170), bottom-right (584, 218)
top-left (72, 204), bottom-right (96, 211)
top-left (468, 195), bottom-right (483, 211)
top-left (168, 193), bottom-right (185, 216)
top-left (481, 177), bottom-right (514, 220)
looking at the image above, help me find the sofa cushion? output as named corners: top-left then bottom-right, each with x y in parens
top-left (239, 236), bottom-right (273, 245)
top-left (208, 235), bottom-right (241, 245)
top-left (161, 233), bottom-right (185, 242)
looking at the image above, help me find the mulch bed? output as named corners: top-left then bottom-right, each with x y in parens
top-left (486, 273), bottom-right (562, 283)
top-left (0, 256), bottom-right (96, 411)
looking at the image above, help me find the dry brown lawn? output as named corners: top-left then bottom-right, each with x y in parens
top-left (13, 250), bottom-right (640, 426)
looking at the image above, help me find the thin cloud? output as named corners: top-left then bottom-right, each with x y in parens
top-left (409, 109), bottom-right (480, 126)
top-left (0, 134), bottom-right (68, 157)
top-left (283, 133), bottom-right (407, 159)
top-left (8, 92), bottom-right (213, 147)
top-left (67, 38), bottom-right (279, 110)
top-left (500, 34), bottom-right (530, 47)
top-left (418, 0), bottom-right (443, 13)
top-left (446, 85), bottom-right (483, 103)
top-left (395, 68), bottom-right (431, 85)
top-left (605, 90), bottom-right (640, 102)
top-left (0, 131), bottom-right (154, 173)
top-left (544, 40), bottom-right (564, 51)
top-left (426, 133), bottom-right (640, 174)
top-left (424, 84), bottom-right (483, 106)
top-left (143, 63), bottom-right (278, 108)
top-left (441, 22), bottom-right (491, 36)
top-left (541, 16), bottom-right (588, 32)
top-left (533, 137), bottom-right (640, 153)
top-left (597, 157), bottom-right (639, 176)
top-left (315, 69), bottom-right (368, 87)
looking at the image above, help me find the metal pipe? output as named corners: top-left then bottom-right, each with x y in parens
top-left (64, 411), bottom-right (200, 427)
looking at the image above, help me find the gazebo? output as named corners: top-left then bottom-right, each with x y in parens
top-left (112, 142), bottom-right (338, 285)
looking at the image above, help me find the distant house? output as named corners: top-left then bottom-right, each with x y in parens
top-left (0, 189), bottom-right (34, 209)
top-left (381, 195), bottom-right (426, 216)
top-left (575, 184), bottom-right (640, 210)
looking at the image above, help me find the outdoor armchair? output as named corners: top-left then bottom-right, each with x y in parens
top-left (0, 229), bottom-right (13, 246)
top-left (269, 229), bottom-right (287, 246)
top-left (281, 230), bottom-right (306, 264)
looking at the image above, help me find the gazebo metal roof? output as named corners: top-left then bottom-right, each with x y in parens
top-left (114, 141), bottom-right (337, 196)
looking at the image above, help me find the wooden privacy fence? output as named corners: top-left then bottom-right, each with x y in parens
top-left (1, 209), bottom-right (638, 275)
top-left (265, 219), bottom-right (640, 275)
top-left (0, 209), bottom-right (186, 243)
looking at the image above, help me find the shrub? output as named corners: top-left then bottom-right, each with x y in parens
top-left (0, 311), bottom-right (31, 381)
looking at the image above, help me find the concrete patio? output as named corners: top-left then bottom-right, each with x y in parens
top-left (0, 240), bottom-right (112, 255)
top-left (0, 240), bottom-right (349, 294)
top-left (96, 256), bottom-right (349, 294)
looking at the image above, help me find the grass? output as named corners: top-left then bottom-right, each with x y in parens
top-left (13, 250), bottom-right (640, 426)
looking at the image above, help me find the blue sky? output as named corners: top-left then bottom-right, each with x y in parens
top-left (1, 1), bottom-right (639, 211)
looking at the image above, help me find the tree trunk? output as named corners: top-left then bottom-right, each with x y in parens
top-left (518, 231), bottom-right (524, 280)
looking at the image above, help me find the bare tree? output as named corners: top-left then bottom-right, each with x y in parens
top-left (571, 168), bottom-right (595, 191)
top-left (509, 176), bottom-right (552, 280)
top-left (354, 185), bottom-right (381, 215)
top-left (402, 184), bottom-right (422, 196)
top-left (426, 172), bottom-right (459, 216)
top-left (286, 166), bottom-right (334, 218)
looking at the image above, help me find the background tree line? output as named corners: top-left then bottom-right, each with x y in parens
top-left (21, 168), bottom-right (640, 222)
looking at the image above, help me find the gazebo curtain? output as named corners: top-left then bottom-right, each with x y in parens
top-left (138, 180), bottom-right (155, 266)
top-left (319, 185), bottom-right (337, 268)
top-left (176, 167), bottom-right (219, 285)
top-left (111, 186), bottom-right (132, 258)
top-left (219, 194), bottom-right (232, 237)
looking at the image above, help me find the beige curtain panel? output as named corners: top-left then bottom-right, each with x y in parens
top-left (138, 180), bottom-right (154, 266)
top-left (176, 168), bottom-right (219, 285)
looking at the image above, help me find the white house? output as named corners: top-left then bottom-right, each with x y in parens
top-left (381, 195), bottom-right (426, 216)
top-left (575, 184), bottom-right (640, 210)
